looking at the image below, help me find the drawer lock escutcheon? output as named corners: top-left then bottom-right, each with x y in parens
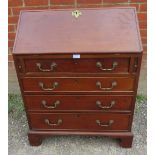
top-left (42, 100), bottom-right (60, 109)
top-left (96, 120), bottom-right (114, 127)
top-left (39, 82), bottom-right (59, 91)
top-left (44, 119), bottom-right (62, 126)
top-left (36, 62), bottom-right (57, 72)
top-left (96, 100), bottom-right (115, 109)
top-left (96, 61), bottom-right (118, 71)
top-left (96, 81), bottom-right (117, 90)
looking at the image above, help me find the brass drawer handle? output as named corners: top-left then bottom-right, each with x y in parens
top-left (44, 119), bottom-right (62, 126)
top-left (96, 61), bottom-right (118, 71)
top-left (39, 82), bottom-right (58, 91)
top-left (96, 120), bottom-right (114, 127)
top-left (42, 100), bottom-right (60, 109)
top-left (36, 62), bottom-right (57, 72)
top-left (96, 81), bottom-right (117, 90)
top-left (96, 100), bottom-right (115, 109)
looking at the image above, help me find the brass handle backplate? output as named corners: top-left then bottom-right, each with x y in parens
top-left (96, 81), bottom-right (117, 90)
top-left (96, 100), bottom-right (115, 109)
top-left (44, 119), bottom-right (62, 126)
top-left (36, 62), bottom-right (57, 72)
top-left (39, 82), bottom-right (58, 91)
top-left (42, 100), bottom-right (60, 109)
top-left (96, 120), bottom-right (114, 127)
top-left (96, 61), bottom-right (118, 71)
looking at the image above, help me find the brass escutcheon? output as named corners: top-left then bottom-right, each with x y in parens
top-left (72, 10), bottom-right (82, 18)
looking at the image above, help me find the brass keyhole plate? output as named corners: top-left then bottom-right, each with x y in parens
top-left (72, 10), bottom-right (82, 18)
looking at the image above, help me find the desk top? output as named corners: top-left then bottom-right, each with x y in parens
top-left (13, 8), bottom-right (142, 54)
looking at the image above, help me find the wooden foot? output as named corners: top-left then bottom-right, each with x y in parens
top-left (28, 133), bottom-right (43, 146)
top-left (27, 131), bottom-right (134, 148)
top-left (119, 135), bottom-right (133, 148)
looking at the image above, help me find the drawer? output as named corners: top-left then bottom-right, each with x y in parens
top-left (22, 77), bottom-right (135, 93)
top-left (23, 58), bottom-right (130, 74)
top-left (29, 113), bottom-right (131, 131)
top-left (25, 95), bottom-right (133, 112)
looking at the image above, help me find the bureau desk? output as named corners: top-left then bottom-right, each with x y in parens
top-left (13, 8), bottom-right (143, 148)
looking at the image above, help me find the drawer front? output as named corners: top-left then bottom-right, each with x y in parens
top-left (29, 113), bottom-right (130, 131)
top-left (22, 77), bottom-right (135, 92)
top-left (25, 95), bottom-right (133, 111)
top-left (24, 58), bottom-right (130, 74)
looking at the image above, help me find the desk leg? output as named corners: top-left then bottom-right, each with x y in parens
top-left (28, 133), bottom-right (43, 146)
top-left (120, 135), bottom-right (133, 148)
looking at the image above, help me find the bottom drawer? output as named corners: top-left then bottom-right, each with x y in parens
top-left (29, 113), bottom-right (131, 131)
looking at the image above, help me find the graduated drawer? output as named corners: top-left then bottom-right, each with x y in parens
top-left (22, 77), bottom-right (135, 93)
top-left (24, 95), bottom-right (133, 112)
top-left (23, 57), bottom-right (130, 74)
top-left (29, 113), bottom-right (131, 131)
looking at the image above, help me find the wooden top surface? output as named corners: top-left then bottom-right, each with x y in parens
top-left (13, 8), bottom-right (142, 54)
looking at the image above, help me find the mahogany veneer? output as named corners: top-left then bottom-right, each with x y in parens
top-left (13, 8), bottom-right (142, 148)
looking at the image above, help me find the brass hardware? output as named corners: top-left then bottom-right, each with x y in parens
top-left (18, 65), bottom-right (22, 69)
top-left (96, 120), bottom-right (114, 127)
top-left (96, 81), bottom-right (117, 90)
top-left (36, 62), bottom-right (57, 72)
top-left (39, 82), bottom-right (58, 91)
top-left (72, 10), bottom-right (82, 18)
top-left (96, 61), bottom-right (118, 71)
top-left (44, 119), bottom-right (62, 126)
top-left (42, 100), bottom-right (60, 109)
top-left (96, 100), bottom-right (115, 109)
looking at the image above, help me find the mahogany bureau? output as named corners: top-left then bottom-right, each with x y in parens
top-left (13, 8), bottom-right (143, 148)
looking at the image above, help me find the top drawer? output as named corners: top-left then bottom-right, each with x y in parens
top-left (22, 57), bottom-right (130, 75)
